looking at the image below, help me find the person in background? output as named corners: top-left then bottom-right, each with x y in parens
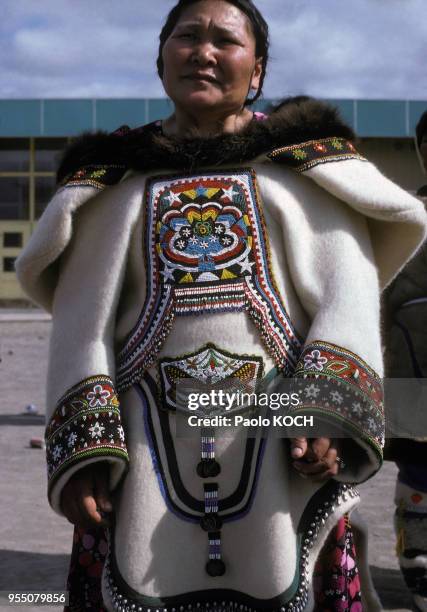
top-left (384, 110), bottom-right (427, 611)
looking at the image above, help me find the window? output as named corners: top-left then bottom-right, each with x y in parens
top-left (0, 139), bottom-right (30, 172)
top-left (0, 177), bottom-right (29, 220)
top-left (3, 257), bottom-right (16, 272)
top-left (3, 232), bottom-right (23, 248)
top-left (35, 176), bottom-right (56, 218)
top-left (35, 138), bottom-right (67, 172)
top-left (0, 137), bottom-right (65, 223)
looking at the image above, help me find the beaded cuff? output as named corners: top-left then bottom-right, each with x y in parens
top-left (291, 341), bottom-right (384, 459)
top-left (45, 375), bottom-right (129, 497)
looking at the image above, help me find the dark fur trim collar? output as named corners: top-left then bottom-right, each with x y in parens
top-left (57, 97), bottom-right (355, 183)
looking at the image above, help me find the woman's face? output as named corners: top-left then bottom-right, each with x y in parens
top-left (161, 0), bottom-right (263, 116)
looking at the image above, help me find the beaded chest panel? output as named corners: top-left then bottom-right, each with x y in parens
top-left (116, 170), bottom-right (302, 391)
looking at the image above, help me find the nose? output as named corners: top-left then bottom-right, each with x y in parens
top-left (191, 42), bottom-right (217, 66)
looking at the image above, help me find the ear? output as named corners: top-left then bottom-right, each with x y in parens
top-left (250, 57), bottom-right (263, 91)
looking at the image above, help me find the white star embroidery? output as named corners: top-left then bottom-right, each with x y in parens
top-left (161, 266), bottom-right (175, 281)
top-left (239, 258), bottom-right (255, 273)
top-left (164, 191), bottom-right (182, 204)
top-left (221, 186), bottom-right (238, 201)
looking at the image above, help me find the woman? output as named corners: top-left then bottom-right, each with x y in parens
top-left (16, 1), bottom-right (427, 610)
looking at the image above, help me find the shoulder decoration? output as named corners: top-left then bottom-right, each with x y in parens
top-left (267, 136), bottom-right (366, 172)
top-left (60, 164), bottom-right (127, 190)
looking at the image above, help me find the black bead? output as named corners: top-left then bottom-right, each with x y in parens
top-left (200, 514), bottom-right (223, 531)
top-left (206, 559), bottom-right (226, 577)
top-left (197, 460), bottom-right (221, 478)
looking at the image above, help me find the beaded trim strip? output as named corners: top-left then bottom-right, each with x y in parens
top-left (204, 484), bottom-right (223, 571)
top-left (116, 170), bottom-right (302, 391)
top-left (292, 341), bottom-right (384, 453)
top-left (103, 483), bottom-right (359, 612)
top-left (201, 429), bottom-right (215, 460)
top-left (204, 483), bottom-right (219, 514)
top-left (208, 531), bottom-right (222, 561)
top-left (267, 138), bottom-right (366, 173)
top-left (60, 164), bottom-right (127, 189)
top-left (45, 376), bottom-right (129, 495)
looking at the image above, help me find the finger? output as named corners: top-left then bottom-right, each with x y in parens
top-left (77, 474), bottom-right (106, 527)
top-left (309, 438), bottom-right (333, 461)
top-left (63, 494), bottom-right (82, 526)
top-left (293, 460), bottom-right (329, 475)
top-left (290, 437), bottom-right (308, 459)
top-left (94, 469), bottom-right (113, 513)
top-left (293, 448), bottom-right (340, 479)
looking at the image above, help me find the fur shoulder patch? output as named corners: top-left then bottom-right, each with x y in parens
top-left (56, 97), bottom-right (355, 179)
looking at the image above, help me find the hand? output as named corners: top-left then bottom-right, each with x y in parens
top-left (290, 437), bottom-right (340, 481)
top-left (61, 464), bottom-right (113, 528)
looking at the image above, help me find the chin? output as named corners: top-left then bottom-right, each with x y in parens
top-left (180, 94), bottom-right (224, 112)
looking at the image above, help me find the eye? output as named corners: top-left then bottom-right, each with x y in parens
top-left (175, 32), bottom-right (198, 41)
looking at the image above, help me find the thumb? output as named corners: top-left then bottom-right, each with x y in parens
top-left (94, 467), bottom-right (113, 513)
top-left (290, 437), bottom-right (308, 459)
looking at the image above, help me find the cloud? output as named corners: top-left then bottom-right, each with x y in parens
top-left (1, 0), bottom-right (426, 100)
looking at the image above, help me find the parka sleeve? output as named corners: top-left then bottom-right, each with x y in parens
top-left (260, 146), bottom-right (427, 483)
top-left (16, 169), bottom-right (141, 514)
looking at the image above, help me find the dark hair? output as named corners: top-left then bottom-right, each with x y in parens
top-left (157, 0), bottom-right (269, 106)
top-left (416, 110), bottom-right (427, 147)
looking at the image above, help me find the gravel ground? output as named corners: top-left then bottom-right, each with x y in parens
top-left (0, 316), bottom-right (419, 611)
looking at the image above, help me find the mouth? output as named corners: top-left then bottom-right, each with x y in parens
top-left (184, 73), bottom-right (219, 84)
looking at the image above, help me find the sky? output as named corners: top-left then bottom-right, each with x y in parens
top-left (2, 0), bottom-right (427, 101)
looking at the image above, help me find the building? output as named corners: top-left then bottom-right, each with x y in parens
top-left (1, 97), bottom-right (426, 300)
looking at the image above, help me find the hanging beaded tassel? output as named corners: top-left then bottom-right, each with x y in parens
top-left (200, 483), bottom-right (225, 577)
top-left (197, 427), bottom-right (221, 478)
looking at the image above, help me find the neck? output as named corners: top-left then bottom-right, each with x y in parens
top-left (162, 105), bottom-right (254, 139)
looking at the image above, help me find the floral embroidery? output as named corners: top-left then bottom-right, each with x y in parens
top-left (45, 376), bottom-right (128, 495)
top-left (90, 169), bottom-right (107, 179)
top-left (292, 341), bottom-right (384, 455)
top-left (330, 390), bottom-right (343, 404)
top-left (52, 445), bottom-right (62, 461)
top-left (268, 137), bottom-right (366, 173)
top-left (304, 383), bottom-right (320, 399)
top-left (330, 137), bottom-right (344, 150)
top-left (67, 432), bottom-right (78, 447)
top-left (87, 384), bottom-right (111, 408)
top-left (303, 349), bottom-right (328, 371)
top-left (116, 170), bottom-right (303, 391)
top-left (293, 148), bottom-right (307, 160)
top-left (313, 143), bottom-right (328, 153)
top-left (61, 164), bottom-right (127, 190)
